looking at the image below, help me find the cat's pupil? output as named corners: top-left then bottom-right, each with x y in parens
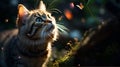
top-left (36, 17), bottom-right (42, 23)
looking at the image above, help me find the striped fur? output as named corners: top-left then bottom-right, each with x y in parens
top-left (0, 1), bottom-right (58, 67)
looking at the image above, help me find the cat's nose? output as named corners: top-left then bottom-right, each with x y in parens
top-left (44, 20), bottom-right (52, 24)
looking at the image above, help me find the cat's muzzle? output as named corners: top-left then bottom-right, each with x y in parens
top-left (26, 20), bottom-right (54, 39)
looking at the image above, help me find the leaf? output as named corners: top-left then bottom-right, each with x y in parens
top-left (86, 0), bottom-right (95, 5)
top-left (76, 3), bottom-right (84, 10)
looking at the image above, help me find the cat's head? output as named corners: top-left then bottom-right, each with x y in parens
top-left (16, 1), bottom-right (58, 45)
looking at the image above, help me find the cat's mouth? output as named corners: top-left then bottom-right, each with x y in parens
top-left (26, 21), bottom-right (54, 40)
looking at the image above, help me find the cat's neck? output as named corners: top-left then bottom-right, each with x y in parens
top-left (16, 35), bottom-right (51, 57)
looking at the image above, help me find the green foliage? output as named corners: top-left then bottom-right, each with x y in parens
top-left (48, 39), bottom-right (81, 67)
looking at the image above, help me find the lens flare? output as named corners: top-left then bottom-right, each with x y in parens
top-left (5, 19), bottom-right (9, 23)
top-left (70, 2), bottom-right (74, 9)
top-left (64, 9), bottom-right (73, 20)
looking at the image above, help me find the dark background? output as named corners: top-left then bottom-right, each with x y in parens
top-left (0, 0), bottom-right (120, 66)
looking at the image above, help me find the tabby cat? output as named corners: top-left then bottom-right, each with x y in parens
top-left (0, 1), bottom-right (58, 67)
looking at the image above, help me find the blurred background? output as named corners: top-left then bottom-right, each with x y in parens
top-left (0, 0), bottom-right (120, 66)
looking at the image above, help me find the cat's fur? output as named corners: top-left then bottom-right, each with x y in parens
top-left (0, 1), bottom-right (58, 67)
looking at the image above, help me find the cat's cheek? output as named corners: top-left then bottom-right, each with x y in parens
top-left (51, 30), bottom-right (58, 41)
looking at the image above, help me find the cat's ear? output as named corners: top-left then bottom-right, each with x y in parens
top-left (39, 1), bottom-right (46, 11)
top-left (18, 4), bottom-right (29, 18)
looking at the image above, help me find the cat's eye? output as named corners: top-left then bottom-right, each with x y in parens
top-left (36, 17), bottom-right (42, 23)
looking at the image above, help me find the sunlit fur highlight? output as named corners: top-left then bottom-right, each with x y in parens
top-left (17, 10), bottom-right (58, 45)
top-left (16, 1), bottom-right (58, 67)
